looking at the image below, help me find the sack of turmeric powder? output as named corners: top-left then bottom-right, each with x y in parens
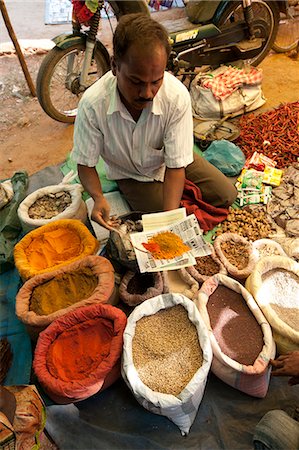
top-left (14, 219), bottom-right (100, 281)
top-left (16, 255), bottom-right (117, 340)
top-left (195, 273), bottom-right (276, 398)
top-left (33, 303), bottom-right (127, 404)
top-left (246, 256), bottom-right (299, 355)
top-left (17, 171), bottom-right (87, 233)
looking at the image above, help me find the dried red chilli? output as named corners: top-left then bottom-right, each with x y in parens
top-left (235, 102), bottom-right (299, 168)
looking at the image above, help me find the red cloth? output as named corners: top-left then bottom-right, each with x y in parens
top-left (180, 179), bottom-right (229, 232)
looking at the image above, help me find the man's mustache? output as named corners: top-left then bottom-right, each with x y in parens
top-left (136, 98), bottom-right (153, 103)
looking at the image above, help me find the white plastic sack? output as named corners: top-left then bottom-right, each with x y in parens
top-left (195, 274), bottom-right (276, 398)
top-left (190, 69), bottom-right (265, 120)
top-left (17, 171), bottom-right (87, 232)
top-left (122, 293), bottom-right (212, 436)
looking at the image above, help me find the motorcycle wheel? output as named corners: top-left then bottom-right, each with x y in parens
top-left (36, 43), bottom-right (110, 123)
top-left (272, 7), bottom-right (299, 53)
top-left (218, 0), bottom-right (280, 66)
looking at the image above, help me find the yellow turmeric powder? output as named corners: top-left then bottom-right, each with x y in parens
top-left (30, 267), bottom-right (98, 315)
top-left (144, 231), bottom-right (190, 260)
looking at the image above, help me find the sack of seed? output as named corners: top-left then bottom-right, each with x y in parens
top-left (246, 255), bottom-right (299, 355)
top-left (17, 171), bottom-right (87, 233)
top-left (214, 232), bottom-right (257, 280)
top-left (195, 273), bottom-right (276, 398)
top-left (122, 293), bottom-right (212, 436)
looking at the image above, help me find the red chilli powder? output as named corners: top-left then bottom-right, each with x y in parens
top-left (46, 318), bottom-right (114, 381)
top-left (207, 285), bottom-right (264, 365)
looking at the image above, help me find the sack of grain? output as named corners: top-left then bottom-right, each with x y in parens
top-left (214, 232), bottom-right (257, 279)
top-left (15, 255), bottom-right (117, 340)
top-left (119, 270), bottom-right (169, 306)
top-left (33, 303), bottom-right (127, 404)
top-left (252, 238), bottom-right (288, 261)
top-left (246, 256), bottom-right (299, 354)
top-left (17, 171), bottom-right (87, 233)
top-left (14, 219), bottom-right (99, 281)
top-left (195, 273), bottom-right (275, 398)
top-left (122, 293), bottom-right (212, 436)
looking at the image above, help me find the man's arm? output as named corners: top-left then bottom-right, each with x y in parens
top-left (78, 164), bottom-right (115, 230)
top-left (163, 167), bottom-right (185, 211)
top-left (270, 351), bottom-right (299, 385)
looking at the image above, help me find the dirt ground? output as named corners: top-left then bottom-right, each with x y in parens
top-left (0, 7), bottom-right (299, 180)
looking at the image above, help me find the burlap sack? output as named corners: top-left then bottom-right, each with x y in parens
top-left (195, 273), bottom-right (276, 398)
top-left (16, 255), bottom-right (116, 340)
top-left (33, 303), bottom-right (127, 404)
top-left (214, 232), bottom-right (256, 279)
top-left (119, 270), bottom-right (169, 306)
top-left (122, 293), bottom-right (212, 436)
top-left (17, 171), bottom-right (87, 233)
top-left (14, 219), bottom-right (99, 281)
top-left (246, 255), bottom-right (299, 354)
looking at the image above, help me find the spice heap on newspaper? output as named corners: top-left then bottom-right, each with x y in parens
top-left (142, 231), bottom-right (191, 260)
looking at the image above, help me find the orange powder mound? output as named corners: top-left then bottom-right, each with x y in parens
top-left (25, 228), bottom-right (83, 270)
top-left (143, 231), bottom-right (190, 260)
top-left (46, 318), bottom-right (113, 381)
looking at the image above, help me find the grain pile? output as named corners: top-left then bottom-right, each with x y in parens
top-left (261, 268), bottom-right (299, 331)
top-left (194, 255), bottom-right (221, 276)
top-left (132, 305), bottom-right (203, 396)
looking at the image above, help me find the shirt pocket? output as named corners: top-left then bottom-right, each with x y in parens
top-left (140, 146), bottom-right (165, 171)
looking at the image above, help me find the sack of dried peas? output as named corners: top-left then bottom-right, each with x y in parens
top-left (122, 293), bottom-right (212, 436)
top-left (195, 273), bottom-right (275, 397)
top-left (246, 256), bottom-right (299, 355)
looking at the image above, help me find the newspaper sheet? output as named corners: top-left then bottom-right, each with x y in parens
top-left (130, 213), bottom-right (212, 273)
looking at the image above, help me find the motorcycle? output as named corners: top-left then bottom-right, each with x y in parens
top-left (36, 0), bottom-right (286, 123)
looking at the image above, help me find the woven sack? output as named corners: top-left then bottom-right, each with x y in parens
top-left (17, 171), bottom-right (87, 233)
top-left (14, 219), bottom-right (99, 281)
top-left (33, 303), bottom-right (127, 404)
top-left (195, 273), bottom-right (275, 398)
top-left (15, 255), bottom-right (116, 340)
top-left (252, 238), bottom-right (288, 261)
top-left (214, 232), bottom-right (256, 280)
top-left (122, 293), bottom-right (212, 436)
top-left (178, 243), bottom-right (227, 299)
top-left (119, 270), bottom-right (169, 306)
top-left (246, 256), bottom-right (299, 355)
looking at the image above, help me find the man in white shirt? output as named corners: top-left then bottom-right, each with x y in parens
top-left (72, 13), bottom-right (237, 230)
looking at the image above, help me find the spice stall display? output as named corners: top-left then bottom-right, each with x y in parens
top-left (195, 273), bottom-right (275, 398)
top-left (119, 270), bottom-right (169, 306)
top-left (122, 293), bottom-right (212, 436)
top-left (33, 303), bottom-right (127, 404)
top-left (14, 219), bottom-right (99, 281)
top-left (213, 232), bottom-right (257, 280)
top-left (246, 256), bottom-right (299, 355)
top-left (15, 255), bottom-right (116, 340)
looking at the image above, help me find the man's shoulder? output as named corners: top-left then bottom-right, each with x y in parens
top-left (79, 71), bottom-right (115, 109)
top-left (161, 72), bottom-right (190, 103)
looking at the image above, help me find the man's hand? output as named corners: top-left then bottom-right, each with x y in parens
top-left (270, 351), bottom-right (299, 385)
top-left (91, 196), bottom-right (119, 231)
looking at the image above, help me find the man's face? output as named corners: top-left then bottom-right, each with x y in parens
top-left (112, 42), bottom-right (168, 114)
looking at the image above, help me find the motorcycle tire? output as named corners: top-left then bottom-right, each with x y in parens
top-left (217, 0), bottom-right (280, 66)
top-left (272, 9), bottom-right (299, 53)
top-left (36, 43), bottom-right (110, 124)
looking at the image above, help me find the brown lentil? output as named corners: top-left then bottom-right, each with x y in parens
top-left (220, 241), bottom-right (249, 269)
top-left (28, 191), bottom-right (72, 219)
top-left (127, 272), bottom-right (155, 295)
top-left (207, 285), bottom-right (264, 365)
top-left (132, 305), bottom-right (203, 397)
top-left (194, 255), bottom-right (221, 276)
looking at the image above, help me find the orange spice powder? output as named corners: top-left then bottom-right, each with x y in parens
top-left (143, 231), bottom-right (190, 260)
top-left (46, 318), bottom-right (114, 381)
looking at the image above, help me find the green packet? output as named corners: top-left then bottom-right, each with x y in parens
top-left (241, 169), bottom-right (264, 190)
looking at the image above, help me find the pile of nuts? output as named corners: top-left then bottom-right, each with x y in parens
top-left (28, 191), bottom-right (72, 219)
top-left (220, 241), bottom-right (249, 270)
top-left (214, 206), bottom-right (273, 241)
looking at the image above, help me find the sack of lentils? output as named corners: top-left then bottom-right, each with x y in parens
top-left (214, 232), bottom-right (257, 280)
top-left (14, 219), bottom-right (99, 281)
top-left (246, 256), bottom-right (299, 355)
top-left (122, 293), bottom-right (212, 436)
top-left (17, 172), bottom-right (87, 233)
top-left (178, 243), bottom-right (227, 299)
top-left (119, 270), bottom-right (169, 306)
top-left (33, 302), bottom-right (127, 404)
top-left (195, 273), bottom-right (275, 398)
top-left (15, 255), bottom-right (116, 340)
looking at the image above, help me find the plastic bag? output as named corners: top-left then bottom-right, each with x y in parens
top-left (203, 140), bottom-right (245, 176)
top-left (0, 171), bottom-right (28, 273)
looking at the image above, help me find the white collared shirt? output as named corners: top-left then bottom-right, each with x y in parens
top-left (71, 70), bottom-right (194, 182)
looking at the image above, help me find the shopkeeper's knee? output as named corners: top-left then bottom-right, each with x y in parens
top-left (221, 182), bottom-right (238, 208)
